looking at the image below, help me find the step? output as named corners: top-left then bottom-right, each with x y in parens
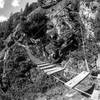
top-left (46, 67), bottom-right (64, 75)
top-left (38, 63), bottom-right (51, 67)
top-left (65, 71), bottom-right (90, 89)
top-left (44, 67), bottom-right (60, 73)
top-left (40, 64), bottom-right (55, 70)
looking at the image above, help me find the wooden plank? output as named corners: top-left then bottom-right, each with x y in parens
top-left (91, 90), bottom-right (100, 100)
top-left (65, 71), bottom-right (90, 89)
top-left (44, 67), bottom-right (60, 73)
top-left (47, 67), bottom-right (64, 75)
top-left (40, 64), bottom-right (55, 70)
top-left (38, 63), bottom-right (51, 67)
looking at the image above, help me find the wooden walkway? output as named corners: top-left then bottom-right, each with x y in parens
top-left (23, 44), bottom-right (100, 98)
top-left (23, 45), bottom-right (64, 75)
top-left (38, 63), bottom-right (64, 75)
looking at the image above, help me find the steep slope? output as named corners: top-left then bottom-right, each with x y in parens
top-left (0, 0), bottom-right (100, 100)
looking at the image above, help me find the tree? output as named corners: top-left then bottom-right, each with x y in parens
top-left (23, 3), bottom-right (29, 16)
top-left (23, 2), bottom-right (38, 16)
top-left (3, 15), bottom-right (14, 39)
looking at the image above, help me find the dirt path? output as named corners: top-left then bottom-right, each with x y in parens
top-left (24, 46), bottom-right (45, 65)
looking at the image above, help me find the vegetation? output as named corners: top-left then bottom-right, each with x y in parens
top-left (0, 0), bottom-right (100, 100)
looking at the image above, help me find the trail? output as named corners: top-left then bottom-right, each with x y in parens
top-left (23, 45), bottom-right (45, 65)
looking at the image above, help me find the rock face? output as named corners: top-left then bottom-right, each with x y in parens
top-left (0, 0), bottom-right (100, 100)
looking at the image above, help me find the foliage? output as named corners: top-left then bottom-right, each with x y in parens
top-left (21, 11), bottom-right (48, 39)
top-left (30, 69), bottom-right (56, 93)
top-left (0, 43), bottom-right (56, 100)
top-left (0, 12), bottom-right (21, 40)
top-left (0, 0), bottom-right (100, 100)
top-left (23, 2), bottom-right (38, 16)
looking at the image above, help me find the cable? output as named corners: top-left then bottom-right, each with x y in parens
top-left (52, 74), bottom-right (91, 97)
top-left (52, 75), bottom-right (65, 84)
top-left (80, 26), bottom-right (90, 72)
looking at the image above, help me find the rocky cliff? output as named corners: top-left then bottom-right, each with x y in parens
top-left (0, 0), bottom-right (100, 100)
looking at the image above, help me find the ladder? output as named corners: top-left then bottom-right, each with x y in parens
top-left (37, 63), bottom-right (64, 75)
top-left (65, 71), bottom-right (90, 89)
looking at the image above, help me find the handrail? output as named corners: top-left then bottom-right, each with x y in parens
top-left (52, 74), bottom-right (91, 97)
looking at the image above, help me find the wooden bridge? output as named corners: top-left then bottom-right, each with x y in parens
top-left (23, 44), bottom-right (100, 99)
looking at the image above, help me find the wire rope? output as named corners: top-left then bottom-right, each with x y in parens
top-left (80, 26), bottom-right (90, 72)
